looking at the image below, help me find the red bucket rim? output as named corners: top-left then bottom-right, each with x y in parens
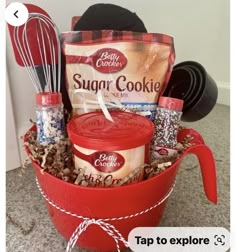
top-left (24, 125), bottom-right (205, 192)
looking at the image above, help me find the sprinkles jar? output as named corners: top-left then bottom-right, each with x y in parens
top-left (36, 92), bottom-right (65, 145)
top-left (151, 96), bottom-right (183, 161)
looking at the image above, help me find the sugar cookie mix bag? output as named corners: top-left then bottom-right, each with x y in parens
top-left (61, 30), bottom-right (175, 120)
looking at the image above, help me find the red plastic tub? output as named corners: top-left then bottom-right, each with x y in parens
top-left (24, 127), bottom-right (217, 252)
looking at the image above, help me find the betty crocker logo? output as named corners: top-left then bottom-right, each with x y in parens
top-left (91, 151), bottom-right (125, 172)
top-left (87, 48), bottom-right (127, 73)
top-left (73, 146), bottom-right (125, 173)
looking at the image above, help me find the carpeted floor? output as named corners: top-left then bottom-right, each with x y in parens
top-left (6, 104), bottom-right (230, 252)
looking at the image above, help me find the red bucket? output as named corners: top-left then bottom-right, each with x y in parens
top-left (24, 127), bottom-right (217, 252)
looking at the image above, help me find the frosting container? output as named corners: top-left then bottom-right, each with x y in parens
top-left (67, 111), bottom-right (154, 187)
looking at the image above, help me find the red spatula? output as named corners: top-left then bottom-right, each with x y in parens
top-left (7, 3), bottom-right (61, 92)
top-left (7, 3), bottom-right (54, 66)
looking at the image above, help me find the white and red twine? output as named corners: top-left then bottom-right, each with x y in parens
top-left (36, 178), bottom-right (175, 252)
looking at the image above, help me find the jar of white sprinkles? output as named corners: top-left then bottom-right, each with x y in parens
top-left (36, 92), bottom-right (65, 145)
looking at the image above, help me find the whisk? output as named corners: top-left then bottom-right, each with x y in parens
top-left (13, 13), bottom-right (61, 93)
top-left (12, 13), bottom-right (65, 145)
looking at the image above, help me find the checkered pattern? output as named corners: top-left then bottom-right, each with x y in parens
top-left (60, 30), bottom-right (175, 97)
top-left (61, 30), bottom-right (174, 46)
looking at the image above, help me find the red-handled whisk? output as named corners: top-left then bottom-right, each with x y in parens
top-left (12, 12), bottom-right (65, 144)
top-left (13, 12), bottom-right (61, 93)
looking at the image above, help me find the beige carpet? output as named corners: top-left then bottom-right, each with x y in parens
top-left (6, 104), bottom-right (230, 252)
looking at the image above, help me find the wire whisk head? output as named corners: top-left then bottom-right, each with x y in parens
top-left (13, 13), bottom-right (61, 93)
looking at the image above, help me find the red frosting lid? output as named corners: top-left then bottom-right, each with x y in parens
top-left (36, 92), bottom-right (62, 106)
top-left (158, 96), bottom-right (184, 111)
top-left (67, 111), bottom-right (154, 151)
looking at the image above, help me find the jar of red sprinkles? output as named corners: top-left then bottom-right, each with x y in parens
top-left (67, 111), bottom-right (154, 187)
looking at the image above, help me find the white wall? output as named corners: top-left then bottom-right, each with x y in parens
top-left (6, 70), bottom-right (21, 171)
top-left (6, 0), bottom-right (230, 164)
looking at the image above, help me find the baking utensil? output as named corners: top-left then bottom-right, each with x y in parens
top-left (24, 125), bottom-right (217, 251)
top-left (7, 4), bottom-right (51, 66)
top-left (12, 12), bottom-right (61, 93)
top-left (163, 61), bottom-right (218, 122)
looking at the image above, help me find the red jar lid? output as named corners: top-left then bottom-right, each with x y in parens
top-left (36, 92), bottom-right (62, 106)
top-left (67, 111), bottom-right (154, 151)
top-left (159, 96), bottom-right (184, 111)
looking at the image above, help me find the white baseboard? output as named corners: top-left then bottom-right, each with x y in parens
top-left (216, 81), bottom-right (230, 106)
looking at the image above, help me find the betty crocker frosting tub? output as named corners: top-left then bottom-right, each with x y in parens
top-left (67, 111), bottom-right (155, 187)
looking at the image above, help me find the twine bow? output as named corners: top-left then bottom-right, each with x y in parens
top-left (66, 218), bottom-right (129, 252)
top-left (35, 178), bottom-right (175, 252)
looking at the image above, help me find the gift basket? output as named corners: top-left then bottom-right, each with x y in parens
top-left (8, 3), bottom-right (218, 252)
